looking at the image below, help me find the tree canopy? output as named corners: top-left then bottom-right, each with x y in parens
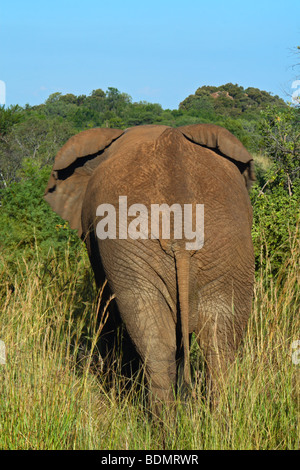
top-left (0, 83), bottom-right (293, 189)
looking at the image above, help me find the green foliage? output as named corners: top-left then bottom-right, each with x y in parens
top-left (246, 106), bottom-right (300, 275)
top-left (0, 114), bottom-right (75, 187)
top-left (251, 104), bottom-right (300, 274)
top-left (259, 105), bottom-right (300, 190)
top-left (20, 84), bottom-right (286, 141)
top-left (32, 87), bottom-right (134, 130)
top-left (180, 83), bottom-right (286, 118)
top-left (0, 105), bottom-right (23, 135)
top-left (251, 181), bottom-right (300, 274)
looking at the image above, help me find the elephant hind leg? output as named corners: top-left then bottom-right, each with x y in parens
top-left (113, 289), bottom-right (178, 409)
top-left (196, 305), bottom-right (247, 404)
top-left (98, 239), bottom-right (179, 410)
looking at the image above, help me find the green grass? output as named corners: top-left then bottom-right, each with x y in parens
top-left (0, 233), bottom-right (299, 450)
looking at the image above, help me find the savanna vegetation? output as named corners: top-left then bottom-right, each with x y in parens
top-left (0, 82), bottom-right (299, 449)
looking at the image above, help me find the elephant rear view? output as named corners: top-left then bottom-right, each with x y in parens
top-left (45, 123), bottom-right (255, 406)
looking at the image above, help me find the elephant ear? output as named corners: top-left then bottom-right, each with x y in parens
top-left (44, 127), bottom-right (124, 237)
top-left (179, 123), bottom-right (255, 190)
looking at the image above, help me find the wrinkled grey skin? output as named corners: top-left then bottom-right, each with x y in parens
top-left (45, 124), bottom-right (255, 407)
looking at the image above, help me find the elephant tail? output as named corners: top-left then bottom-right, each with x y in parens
top-left (175, 250), bottom-right (191, 387)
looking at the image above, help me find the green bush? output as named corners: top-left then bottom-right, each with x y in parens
top-left (259, 106), bottom-right (300, 187)
top-left (251, 182), bottom-right (300, 275)
top-left (250, 104), bottom-right (300, 276)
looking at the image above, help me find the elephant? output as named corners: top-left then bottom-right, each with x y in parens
top-left (44, 123), bottom-right (255, 406)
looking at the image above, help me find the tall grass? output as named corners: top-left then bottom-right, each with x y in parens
top-left (0, 232), bottom-right (299, 450)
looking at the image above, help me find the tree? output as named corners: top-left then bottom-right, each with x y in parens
top-left (0, 105), bottom-right (23, 136)
top-left (85, 89), bottom-right (106, 113)
top-left (126, 101), bottom-right (163, 126)
top-left (0, 116), bottom-right (75, 189)
top-left (105, 87), bottom-right (131, 114)
top-left (259, 105), bottom-right (300, 194)
top-left (179, 84), bottom-right (286, 118)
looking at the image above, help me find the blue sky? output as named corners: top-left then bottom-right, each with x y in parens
top-left (1, 0), bottom-right (300, 109)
